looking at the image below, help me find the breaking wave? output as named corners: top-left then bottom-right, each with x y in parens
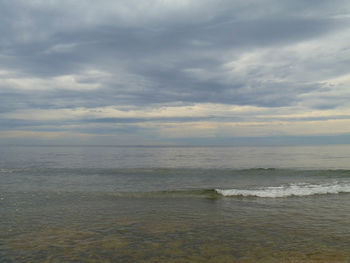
top-left (215, 182), bottom-right (350, 198)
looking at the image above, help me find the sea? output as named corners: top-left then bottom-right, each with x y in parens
top-left (1, 145), bottom-right (350, 262)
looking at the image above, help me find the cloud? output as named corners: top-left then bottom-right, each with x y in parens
top-left (1, 0), bottom-right (350, 144)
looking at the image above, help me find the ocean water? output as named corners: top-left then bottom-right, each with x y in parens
top-left (1, 145), bottom-right (350, 262)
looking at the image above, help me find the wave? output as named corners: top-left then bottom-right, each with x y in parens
top-left (215, 182), bottom-right (350, 198)
top-left (0, 168), bottom-right (24, 173)
top-left (108, 182), bottom-right (350, 199)
top-left (109, 189), bottom-right (221, 199)
top-left (2, 167), bottom-right (350, 177)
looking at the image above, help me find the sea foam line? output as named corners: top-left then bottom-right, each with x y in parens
top-left (215, 182), bottom-right (350, 198)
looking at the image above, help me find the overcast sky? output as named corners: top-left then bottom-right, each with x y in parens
top-left (1, 0), bottom-right (350, 145)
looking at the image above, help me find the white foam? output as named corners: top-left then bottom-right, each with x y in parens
top-left (0, 169), bottom-right (13, 173)
top-left (0, 168), bottom-right (29, 173)
top-left (215, 182), bottom-right (350, 198)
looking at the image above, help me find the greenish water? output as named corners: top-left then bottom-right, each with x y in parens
top-left (1, 145), bottom-right (350, 262)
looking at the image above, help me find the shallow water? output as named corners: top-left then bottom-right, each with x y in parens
top-left (1, 145), bottom-right (350, 262)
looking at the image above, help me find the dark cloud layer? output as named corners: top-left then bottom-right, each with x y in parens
top-left (1, 0), bottom-right (350, 143)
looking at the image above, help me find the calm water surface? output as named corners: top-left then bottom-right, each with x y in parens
top-left (1, 145), bottom-right (350, 262)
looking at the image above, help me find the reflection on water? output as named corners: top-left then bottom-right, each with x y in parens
top-left (2, 193), bottom-right (350, 263)
top-left (4, 217), bottom-right (350, 262)
top-left (2, 145), bottom-right (350, 170)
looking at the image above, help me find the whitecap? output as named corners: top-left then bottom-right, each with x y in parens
top-left (215, 182), bottom-right (350, 198)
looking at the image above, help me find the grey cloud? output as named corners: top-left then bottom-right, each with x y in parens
top-left (2, 14), bottom-right (344, 75)
top-left (1, 0), bottom-right (350, 141)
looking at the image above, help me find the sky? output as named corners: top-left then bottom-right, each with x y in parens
top-left (1, 0), bottom-right (350, 145)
